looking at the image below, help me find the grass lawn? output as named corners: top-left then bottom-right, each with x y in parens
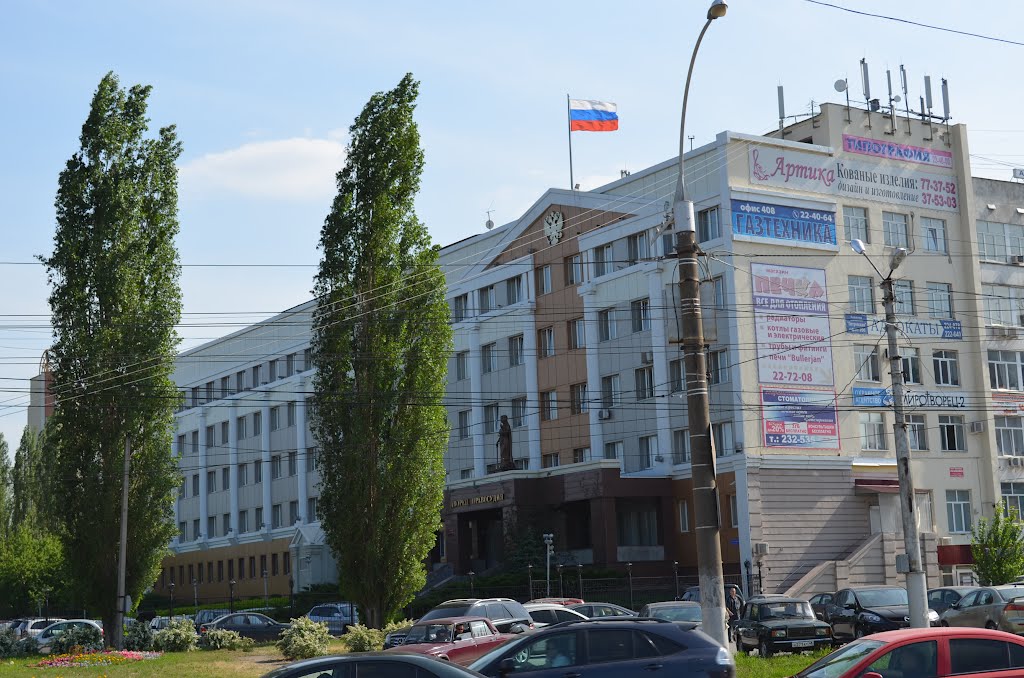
top-left (736, 648), bottom-right (829, 678)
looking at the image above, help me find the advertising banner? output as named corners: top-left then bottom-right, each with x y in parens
top-left (842, 134), bottom-right (953, 169)
top-left (752, 263), bottom-right (834, 387)
top-left (761, 387), bottom-right (840, 450)
top-left (844, 313), bottom-right (963, 340)
top-left (731, 199), bottom-right (837, 251)
top-left (993, 392), bottom-right (1024, 415)
top-left (852, 387), bottom-right (969, 410)
top-left (748, 145), bottom-right (958, 212)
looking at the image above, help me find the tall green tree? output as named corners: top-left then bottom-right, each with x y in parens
top-left (11, 426), bottom-right (43, 529)
top-left (40, 72), bottom-right (183, 642)
top-left (0, 434), bottom-right (11, 539)
top-left (971, 502), bottom-right (1024, 586)
top-left (311, 74), bottom-right (452, 628)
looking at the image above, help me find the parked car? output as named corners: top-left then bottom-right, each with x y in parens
top-left (468, 618), bottom-right (734, 678)
top-left (193, 608), bottom-right (230, 632)
top-left (523, 603), bottom-right (589, 627)
top-left (928, 586), bottom-right (976, 616)
top-left (807, 593), bottom-right (834, 620)
top-left (306, 602), bottom-right (359, 635)
top-left (793, 627), bottom-right (1024, 678)
top-left (384, 616), bottom-right (513, 665)
top-left (386, 598), bottom-right (532, 649)
top-left (734, 596), bottom-right (831, 657)
top-left (262, 652), bottom-right (487, 678)
top-left (526, 598), bottom-right (584, 606)
top-left (36, 619), bottom-right (104, 654)
top-left (200, 612), bottom-right (289, 642)
top-left (827, 586), bottom-right (940, 641)
top-left (681, 584), bottom-right (745, 606)
top-left (150, 615), bottom-right (192, 630)
top-left (939, 584), bottom-right (1024, 633)
top-left (14, 618), bottom-right (66, 639)
top-left (637, 601), bottom-right (702, 626)
top-left (568, 602), bottom-right (636, 618)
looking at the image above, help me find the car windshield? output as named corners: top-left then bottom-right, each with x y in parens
top-left (404, 623), bottom-right (454, 644)
top-left (798, 639), bottom-right (885, 678)
top-left (998, 588), bottom-right (1024, 601)
top-left (857, 589), bottom-right (908, 607)
top-left (419, 606), bottom-right (472, 621)
top-left (759, 602), bottom-right (814, 620)
top-left (648, 605), bottom-right (701, 622)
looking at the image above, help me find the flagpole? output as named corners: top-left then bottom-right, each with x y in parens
top-left (567, 94), bottom-right (575, 192)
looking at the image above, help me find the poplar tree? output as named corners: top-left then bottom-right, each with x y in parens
top-left (11, 426), bottom-right (42, 530)
top-left (41, 72), bottom-right (183, 642)
top-left (311, 74), bottom-right (452, 627)
top-left (0, 434), bottom-right (10, 539)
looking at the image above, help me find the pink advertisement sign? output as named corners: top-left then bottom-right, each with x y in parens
top-left (842, 134), bottom-right (953, 169)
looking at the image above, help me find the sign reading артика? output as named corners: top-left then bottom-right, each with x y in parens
top-left (841, 134), bottom-right (953, 169)
top-left (731, 199), bottom-right (837, 251)
top-left (748, 145), bottom-right (958, 212)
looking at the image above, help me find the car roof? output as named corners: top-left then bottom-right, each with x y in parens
top-left (747, 596), bottom-right (808, 604)
top-left (845, 585), bottom-right (905, 591)
top-left (930, 587), bottom-right (975, 593)
top-left (440, 598), bottom-right (514, 605)
top-left (643, 601), bottom-right (700, 608)
top-left (414, 616), bottom-right (490, 625)
top-left (866, 627), bottom-right (1024, 642)
top-left (262, 652), bottom-right (487, 676)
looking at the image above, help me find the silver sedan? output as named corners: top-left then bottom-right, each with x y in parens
top-left (939, 585), bottom-right (1024, 633)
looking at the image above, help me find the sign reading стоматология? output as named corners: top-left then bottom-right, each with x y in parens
top-left (730, 199), bottom-right (837, 251)
top-left (761, 387), bottom-right (839, 450)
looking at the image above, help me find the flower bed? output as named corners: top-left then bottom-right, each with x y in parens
top-left (35, 650), bottom-right (162, 668)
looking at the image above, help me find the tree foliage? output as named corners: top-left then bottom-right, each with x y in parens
top-left (11, 426), bottom-right (44, 531)
top-left (40, 71), bottom-right (183, 642)
top-left (0, 434), bottom-right (10, 540)
top-left (971, 502), bottom-right (1024, 586)
top-left (311, 73), bottom-right (452, 628)
top-left (0, 523), bottom-right (67, 615)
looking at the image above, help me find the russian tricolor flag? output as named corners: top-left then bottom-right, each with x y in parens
top-left (569, 99), bottom-right (618, 132)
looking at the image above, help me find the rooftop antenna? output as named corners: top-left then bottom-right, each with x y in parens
top-left (923, 75), bottom-right (935, 140)
top-left (899, 64), bottom-right (911, 134)
top-left (834, 78), bottom-right (851, 123)
top-left (485, 209), bottom-right (495, 230)
top-left (777, 85), bottom-right (786, 134)
top-left (885, 69), bottom-right (901, 135)
top-left (940, 78), bottom-right (952, 146)
top-left (860, 58), bottom-right (872, 129)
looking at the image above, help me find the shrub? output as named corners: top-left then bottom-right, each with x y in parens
top-left (277, 617), bottom-right (331, 660)
top-left (125, 621), bottom-right (154, 651)
top-left (341, 623), bottom-right (385, 653)
top-left (15, 636), bottom-right (39, 657)
top-left (152, 618), bottom-right (198, 652)
top-left (0, 628), bottom-right (18, 658)
top-left (200, 628), bottom-right (256, 651)
top-left (51, 624), bottom-right (103, 654)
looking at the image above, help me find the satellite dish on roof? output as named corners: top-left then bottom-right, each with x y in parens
top-left (485, 209), bottom-right (495, 230)
top-left (834, 79), bottom-right (848, 93)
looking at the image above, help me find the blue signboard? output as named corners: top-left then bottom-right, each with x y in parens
top-left (845, 314), bottom-right (963, 340)
top-left (761, 388), bottom-right (840, 450)
top-left (852, 387), bottom-right (894, 407)
top-left (731, 199), bottom-right (837, 250)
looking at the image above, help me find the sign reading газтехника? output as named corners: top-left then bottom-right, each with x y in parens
top-left (730, 199), bottom-right (837, 251)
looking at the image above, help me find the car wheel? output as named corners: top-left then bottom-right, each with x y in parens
top-left (854, 626), bottom-right (866, 639)
top-left (986, 621), bottom-right (998, 630)
top-left (759, 640), bottom-right (773, 658)
top-left (514, 649), bottom-right (530, 664)
top-left (940, 621), bottom-right (949, 627)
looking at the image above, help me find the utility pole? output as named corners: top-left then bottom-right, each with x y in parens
top-left (543, 533), bottom-right (554, 597)
top-left (114, 435), bottom-right (131, 649)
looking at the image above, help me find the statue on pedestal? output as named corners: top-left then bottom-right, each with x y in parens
top-left (496, 415), bottom-right (514, 471)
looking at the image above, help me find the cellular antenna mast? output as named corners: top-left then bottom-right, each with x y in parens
top-left (777, 85), bottom-right (785, 133)
top-left (860, 58), bottom-right (873, 129)
top-left (899, 64), bottom-right (911, 133)
top-left (885, 69), bottom-right (901, 135)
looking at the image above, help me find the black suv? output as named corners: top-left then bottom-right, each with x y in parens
top-left (468, 618), bottom-right (734, 678)
top-left (384, 598), bottom-right (532, 648)
top-left (734, 596), bottom-right (832, 657)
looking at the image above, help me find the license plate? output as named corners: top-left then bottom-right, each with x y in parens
top-left (791, 640), bottom-right (815, 648)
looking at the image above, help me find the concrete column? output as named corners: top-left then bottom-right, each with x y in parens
top-left (735, 460), bottom-right (753, 596)
top-left (198, 411), bottom-right (208, 540)
top-left (262, 404), bottom-right (272, 532)
top-left (229, 404), bottom-right (239, 536)
top-left (296, 378), bottom-right (309, 522)
top-left (521, 302), bottom-right (542, 470)
top-left (581, 289), bottom-right (604, 462)
top-left (469, 325), bottom-right (486, 478)
top-left (648, 267), bottom-right (672, 472)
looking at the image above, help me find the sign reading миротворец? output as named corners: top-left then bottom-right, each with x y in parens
top-left (731, 199), bottom-right (837, 251)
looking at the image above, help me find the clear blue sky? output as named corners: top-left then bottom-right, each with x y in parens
top-left (1, 0), bottom-right (1022, 451)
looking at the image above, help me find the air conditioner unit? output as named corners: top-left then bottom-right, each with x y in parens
top-left (598, 408), bottom-right (612, 420)
top-left (640, 351), bottom-right (654, 364)
top-left (969, 421), bottom-right (985, 434)
top-left (938, 536), bottom-right (953, 546)
top-left (1008, 456), bottom-right (1024, 467)
top-left (753, 542), bottom-right (771, 556)
top-left (1011, 255), bottom-right (1024, 265)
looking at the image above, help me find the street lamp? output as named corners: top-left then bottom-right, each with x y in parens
top-left (192, 578), bottom-right (199, 615)
top-left (468, 571), bottom-right (476, 595)
top-left (672, 0), bottom-right (729, 650)
top-left (557, 564), bottom-right (564, 598)
top-left (626, 563), bottom-right (634, 611)
top-left (229, 579), bottom-right (237, 613)
top-left (527, 564), bottom-right (534, 600)
top-left (543, 533), bottom-right (554, 597)
top-left (168, 581), bottom-right (175, 619)
top-left (577, 564), bottom-right (584, 599)
top-left (673, 561), bottom-right (680, 600)
top-left (262, 569), bottom-right (269, 609)
top-left (850, 239), bottom-right (928, 628)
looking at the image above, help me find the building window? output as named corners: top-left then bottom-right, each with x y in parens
top-left (907, 414), bottom-right (928, 451)
top-left (458, 410), bottom-right (471, 439)
top-left (573, 447), bottom-right (588, 463)
top-left (223, 513), bottom-right (231, 536)
top-left (1003, 482), bottom-right (1024, 517)
top-left (983, 285), bottom-right (1018, 326)
top-left (287, 401), bottom-right (296, 427)
top-left (511, 397), bottom-right (527, 427)
top-left (460, 468), bottom-right (473, 480)
top-left (542, 452), bottom-right (559, 468)
top-left (271, 455), bottom-right (282, 480)
top-left (946, 490), bottom-right (972, 533)
top-left (634, 367), bottom-right (654, 400)
top-left (713, 422), bottom-right (734, 458)
top-left (617, 504), bottom-right (659, 546)
top-left (922, 217), bottom-right (947, 254)
top-left (506, 275), bottom-right (523, 304)
top-left (289, 500), bottom-right (299, 526)
top-left (309, 447), bottom-right (318, 472)
top-left (456, 351), bottom-right (469, 380)
top-left (631, 298), bottom-right (651, 332)
top-left (708, 349), bottom-right (729, 384)
top-left (679, 500), bottom-right (690, 533)
top-left (860, 412), bottom-right (887, 450)
top-left (283, 551), bottom-right (291, 575)
top-left (236, 416), bottom-right (247, 440)
top-left (205, 381), bottom-right (215, 403)
top-left (598, 309), bottom-right (617, 341)
top-left (208, 516), bottom-right (217, 539)
top-left (254, 460), bottom-right (262, 484)
top-left (568, 318), bottom-right (585, 350)
top-left (221, 467), bottom-right (230, 491)
top-left (893, 279), bottom-right (914, 316)
top-left (478, 285), bottom-right (495, 314)
top-left (843, 205), bottom-right (869, 242)
top-left (255, 507), bottom-right (263, 530)
top-left (270, 359), bottom-right (280, 382)
top-left (192, 518), bottom-right (200, 541)
top-left (236, 370), bottom-right (246, 393)
top-left (978, 221), bottom-right (1008, 261)
top-left (593, 244), bottom-right (613, 277)
top-left (989, 350), bottom-right (1021, 390)
top-left (570, 383), bottom-right (589, 415)
top-left (939, 415), bottom-right (966, 452)
top-left (484, 403), bottom-right (500, 434)
top-left (207, 470), bottom-right (217, 493)
top-left (288, 450), bottom-right (297, 476)
top-left (272, 504), bottom-right (283, 529)
top-left (883, 211), bottom-right (909, 248)
top-left (604, 441), bottom-right (623, 460)
top-left (627, 232), bottom-right (649, 264)
top-left (508, 335), bottom-right (524, 366)
top-left (253, 411), bottom-right (262, 436)
top-left (729, 495), bottom-right (739, 528)
top-left (221, 421), bottom-right (229, 445)
top-left (933, 350), bottom-right (960, 386)
top-left (270, 406), bottom-right (280, 431)
top-left (205, 424), bottom-right (215, 446)
top-left (926, 282), bottom-right (953, 318)
top-left (541, 391), bottom-right (558, 421)
top-left (482, 342), bottom-right (497, 373)
top-left (669, 359), bottom-right (685, 393)
top-left (564, 255), bottom-right (583, 285)
top-left (286, 353), bottom-right (295, 377)
top-left (453, 294), bottom-right (469, 322)
top-left (672, 429), bottom-right (690, 464)
top-left (536, 265), bottom-right (552, 295)
top-left (178, 479), bottom-right (185, 499)
top-left (239, 510), bottom-right (248, 533)
top-left (192, 473), bottom-right (199, 496)
top-left (252, 364), bottom-right (262, 387)
top-left (902, 347), bottom-right (922, 384)
top-left (601, 374), bottom-right (621, 408)
top-left (997, 417), bottom-right (1024, 456)
top-left (697, 207), bottom-right (721, 242)
top-left (639, 435), bottom-right (657, 469)
top-left (307, 497), bottom-right (319, 522)
top-left (272, 553), bottom-right (279, 576)
top-left (855, 344), bottom-right (881, 382)
top-left (848, 276), bottom-right (875, 313)
top-left (538, 327), bottom-right (555, 358)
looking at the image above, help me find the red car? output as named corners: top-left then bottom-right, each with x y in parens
top-left (793, 627), bottom-right (1024, 678)
top-left (384, 616), bottom-right (513, 665)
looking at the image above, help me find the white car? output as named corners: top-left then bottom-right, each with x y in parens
top-left (36, 619), bottom-right (103, 654)
top-left (14, 618), bottom-right (65, 638)
top-left (522, 603), bottom-right (589, 628)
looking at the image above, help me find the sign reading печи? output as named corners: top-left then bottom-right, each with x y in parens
top-left (842, 134), bottom-right (953, 169)
top-left (731, 199), bottom-right (837, 251)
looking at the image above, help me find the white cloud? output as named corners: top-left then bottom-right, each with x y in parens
top-left (179, 136), bottom-right (347, 201)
